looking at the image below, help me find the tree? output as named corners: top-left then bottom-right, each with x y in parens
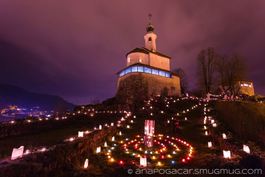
top-left (197, 47), bottom-right (217, 94)
top-left (173, 68), bottom-right (188, 94)
top-left (216, 54), bottom-right (246, 95)
top-left (226, 54), bottom-right (246, 95)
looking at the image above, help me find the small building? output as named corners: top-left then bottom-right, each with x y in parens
top-left (116, 20), bottom-right (181, 98)
top-left (235, 81), bottom-right (255, 96)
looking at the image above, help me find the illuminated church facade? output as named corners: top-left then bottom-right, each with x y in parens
top-left (116, 20), bottom-right (181, 97)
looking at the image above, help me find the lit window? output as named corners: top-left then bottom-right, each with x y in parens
top-left (125, 67), bottom-right (131, 74)
top-left (120, 71), bottom-right (125, 77)
top-left (152, 69), bottom-right (158, 75)
top-left (159, 70), bottom-right (166, 77)
top-left (139, 58), bottom-right (142, 63)
top-left (138, 66), bottom-right (143, 72)
top-left (119, 65), bottom-right (171, 78)
top-left (132, 66), bottom-right (137, 72)
top-left (144, 67), bottom-right (151, 73)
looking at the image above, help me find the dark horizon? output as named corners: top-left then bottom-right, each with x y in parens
top-left (1, 0), bottom-right (265, 104)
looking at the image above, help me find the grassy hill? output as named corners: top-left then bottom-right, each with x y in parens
top-left (214, 101), bottom-right (265, 145)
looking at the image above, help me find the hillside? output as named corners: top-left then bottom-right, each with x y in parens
top-left (0, 84), bottom-right (74, 112)
top-left (214, 101), bottom-right (265, 145)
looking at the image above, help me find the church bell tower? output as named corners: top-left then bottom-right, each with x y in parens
top-left (144, 14), bottom-right (157, 52)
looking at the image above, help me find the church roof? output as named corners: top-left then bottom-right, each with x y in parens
top-left (126, 47), bottom-right (171, 59)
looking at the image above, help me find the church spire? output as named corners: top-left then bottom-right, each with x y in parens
top-left (146, 13), bottom-right (154, 32)
top-left (144, 13), bottom-right (157, 51)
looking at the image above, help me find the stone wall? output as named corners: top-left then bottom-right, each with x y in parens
top-left (117, 73), bottom-right (181, 97)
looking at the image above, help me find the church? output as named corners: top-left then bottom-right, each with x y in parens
top-left (116, 19), bottom-right (181, 98)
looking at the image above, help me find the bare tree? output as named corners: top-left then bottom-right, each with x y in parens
top-left (197, 47), bottom-right (216, 94)
top-left (216, 54), bottom-right (247, 95)
top-left (226, 54), bottom-right (246, 95)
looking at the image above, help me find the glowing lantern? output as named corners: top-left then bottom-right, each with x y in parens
top-left (119, 160), bottom-right (124, 165)
top-left (243, 145), bottom-right (250, 154)
top-left (208, 141), bottom-right (212, 148)
top-left (104, 142), bottom-right (108, 147)
top-left (205, 131), bottom-right (208, 136)
top-left (78, 131), bottom-right (84, 137)
top-left (212, 123), bottom-right (217, 127)
top-left (109, 158), bottom-right (115, 162)
top-left (84, 158), bottom-right (89, 169)
top-left (222, 133), bottom-right (227, 139)
top-left (111, 136), bottom-right (115, 141)
top-left (99, 125), bottom-right (102, 130)
top-left (140, 157), bottom-right (147, 167)
top-left (223, 150), bottom-right (231, 159)
top-left (156, 161), bottom-right (163, 166)
top-left (24, 150), bottom-right (30, 155)
top-left (40, 147), bottom-right (46, 152)
top-left (11, 146), bottom-right (24, 160)
top-left (96, 146), bottom-right (101, 153)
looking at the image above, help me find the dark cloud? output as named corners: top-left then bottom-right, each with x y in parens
top-left (0, 0), bottom-right (264, 104)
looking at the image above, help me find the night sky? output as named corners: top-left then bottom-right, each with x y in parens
top-left (0, 0), bottom-right (264, 104)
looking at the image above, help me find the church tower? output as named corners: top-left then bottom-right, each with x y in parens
top-left (116, 15), bottom-right (181, 99)
top-left (144, 19), bottom-right (157, 52)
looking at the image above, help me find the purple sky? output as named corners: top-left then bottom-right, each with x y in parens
top-left (0, 0), bottom-right (265, 104)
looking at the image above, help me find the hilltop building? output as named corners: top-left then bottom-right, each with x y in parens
top-left (236, 81), bottom-right (255, 96)
top-left (116, 19), bottom-right (181, 98)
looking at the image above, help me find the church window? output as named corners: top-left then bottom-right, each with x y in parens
top-left (137, 66), bottom-right (144, 72)
top-left (144, 67), bottom-right (151, 73)
top-left (132, 66), bottom-right (137, 72)
top-left (125, 67), bottom-right (131, 74)
top-left (152, 69), bottom-right (158, 75)
top-left (159, 70), bottom-right (166, 77)
top-left (119, 70), bottom-right (125, 77)
top-left (119, 65), bottom-right (171, 78)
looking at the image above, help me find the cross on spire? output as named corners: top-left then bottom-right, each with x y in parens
top-left (148, 13), bottom-right (152, 23)
top-left (146, 13), bottom-right (154, 32)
